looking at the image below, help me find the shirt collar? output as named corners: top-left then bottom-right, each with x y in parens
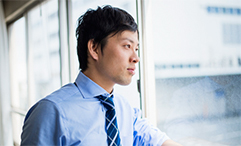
top-left (75, 71), bottom-right (114, 99)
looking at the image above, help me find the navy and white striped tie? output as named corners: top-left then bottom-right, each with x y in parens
top-left (97, 94), bottom-right (121, 146)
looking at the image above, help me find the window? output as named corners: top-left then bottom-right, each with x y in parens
top-left (6, 0), bottom-right (241, 145)
top-left (8, 0), bottom-right (61, 145)
top-left (144, 0), bottom-right (241, 145)
top-left (8, 17), bottom-right (27, 145)
top-left (27, 0), bottom-right (61, 103)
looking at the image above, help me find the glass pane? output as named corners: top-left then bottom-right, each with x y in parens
top-left (8, 17), bottom-right (28, 111)
top-left (28, 0), bottom-right (61, 104)
top-left (150, 0), bottom-right (241, 145)
top-left (70, 0), bottom-right (140, 108)
top-left (11, 113), bottom-right (25, 145)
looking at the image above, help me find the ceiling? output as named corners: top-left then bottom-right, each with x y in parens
top-left (2, 0), bottom-right (43, 24)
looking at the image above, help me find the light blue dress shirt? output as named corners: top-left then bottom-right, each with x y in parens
top-left (21, 72), bottom-right (169, 146)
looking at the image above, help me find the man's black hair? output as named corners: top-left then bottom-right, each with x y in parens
top-left (76, 5), bottom-right (138, 71)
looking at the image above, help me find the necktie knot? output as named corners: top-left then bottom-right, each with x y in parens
top-left (97, 94), bottom-right (115, 111)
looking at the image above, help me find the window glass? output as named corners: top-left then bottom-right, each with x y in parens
top-left (8, 1), bottom-right (61, 145)
top-left (150, 0), bottom-right (241, 145)
top-left (28, 0), bottom-right (61, 104)
top-left (8, 16), bottom-right (27, 146)
top-left (8, 17), bottom-right (28, 111)
top-left (11, 113), bottom-right (25, 145)
top-left (70, 0), bottom-right (140, 108)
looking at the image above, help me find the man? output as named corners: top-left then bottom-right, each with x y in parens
top-left (21, 5), bottom-right (182, 146)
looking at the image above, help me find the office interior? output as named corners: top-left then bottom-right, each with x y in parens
top-left (0, 0), bottom-right (241, 145)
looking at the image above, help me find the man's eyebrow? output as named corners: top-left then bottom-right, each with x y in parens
top-left (120, 38), bottom-right (139, 46)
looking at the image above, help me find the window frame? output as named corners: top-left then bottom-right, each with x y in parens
top-left (137, 0), bottom-right (158, 125)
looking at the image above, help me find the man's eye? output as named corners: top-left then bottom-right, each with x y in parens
top-left (125, 45), bottom-right (131, 48)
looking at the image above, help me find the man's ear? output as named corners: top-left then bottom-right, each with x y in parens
top-left (87, 39), bottom-right (99, 60)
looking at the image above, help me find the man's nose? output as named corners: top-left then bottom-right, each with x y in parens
top-left (130, 52), bottom-right (140, 63)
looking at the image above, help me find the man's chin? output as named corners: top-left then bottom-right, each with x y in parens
top-left (117, 80), bottom-right (132, 86)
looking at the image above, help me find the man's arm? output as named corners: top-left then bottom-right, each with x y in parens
top-left (162, 139), bottom-right (183, 146)
top-left (21, 100), bottom-right (66, 145)
top-left (133, 108), bottom-right (181, 145)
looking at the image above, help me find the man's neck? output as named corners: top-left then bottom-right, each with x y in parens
top-left (82, 69), bottom-right (114, 93)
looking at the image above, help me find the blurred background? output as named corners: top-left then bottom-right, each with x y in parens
top-left (0, 0), bottom-right (240, 145)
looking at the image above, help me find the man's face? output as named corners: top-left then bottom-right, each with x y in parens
top-left (96, 30), bottom-right (140, 86)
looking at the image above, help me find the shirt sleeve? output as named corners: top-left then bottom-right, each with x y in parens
top-left (21, 99), bottom-right (67, 146)
top-left (133, 108), bottom-right (170, 146)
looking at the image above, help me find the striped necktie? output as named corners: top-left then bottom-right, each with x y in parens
top-left (97, 94), bottom-right (121, 146)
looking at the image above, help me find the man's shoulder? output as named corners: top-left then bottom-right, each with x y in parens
top-left (44, 83), bottom-right (81, 104)
top-left (25, 83), bottom-right (82, 118)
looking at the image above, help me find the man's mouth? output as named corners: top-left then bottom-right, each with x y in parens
top-left (127, 67), bottom-right (135, 75)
